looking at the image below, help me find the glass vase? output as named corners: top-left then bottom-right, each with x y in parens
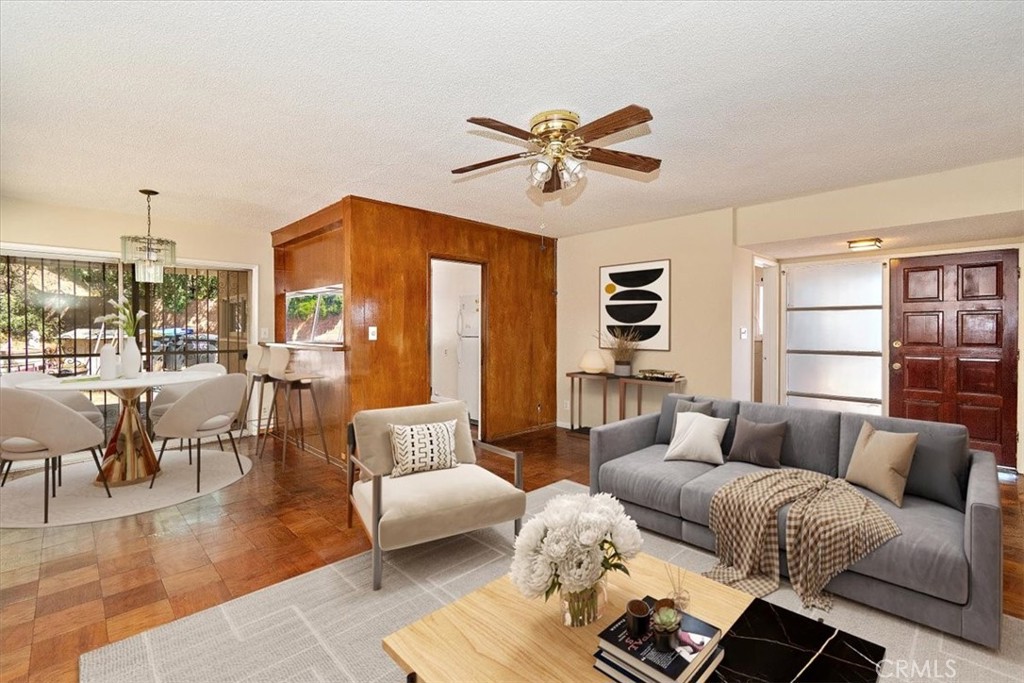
top-left (560, 577), bottom-right (607, 628)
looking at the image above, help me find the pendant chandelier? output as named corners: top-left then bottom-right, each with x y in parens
top-left (121, 189), bottom-right (176, 283)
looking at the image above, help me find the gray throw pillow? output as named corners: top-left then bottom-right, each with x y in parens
top-left (904, 431), bottom-right (969, 511)
top-left (727, 416), bottom-right (786, 468)
top-left (656, 395), bottom-right (695, 444)
top-left (670, 400), bottom-right (713, 438)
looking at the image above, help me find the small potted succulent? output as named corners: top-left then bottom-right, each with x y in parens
top-left (651, 605), bottom-right (681, 652)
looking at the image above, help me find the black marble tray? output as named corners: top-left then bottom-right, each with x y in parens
top-left (713, 598), bottom-right (885, 682)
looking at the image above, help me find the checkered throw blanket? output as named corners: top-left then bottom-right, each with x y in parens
top-left (704, 469), bottom-right (901, 609)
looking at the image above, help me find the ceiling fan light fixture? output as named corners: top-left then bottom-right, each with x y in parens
top-left (528, 155), bottom-right (555, 187)
top-left (562, 154), bottom-right (586, 181)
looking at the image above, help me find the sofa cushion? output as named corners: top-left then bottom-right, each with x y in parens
top-left (838, 414), bottom-right (969, 512)
top-left (600, 444), bottom-right (716, 516)
top-left (351, 464), bottom-right (525, 551)
top-left (844, 422), bottom-right (918, 507)
top-left (761, 495), bottom-right (967, 605)
top-left (353, 401), bottom-right (476, 481)
top-left (691, 395), bottom-right (741, 454)
top-left (728, 416), bottom-right (785, 468)
top-left (656, 393), bottom-right (694, 444)
top-left (679, 461), bottom-right (769, 525)
top-left (783, 487), bottom-right (968, 604)
top-left (670, 400), bottom-right (714, 436)
top-left (738, 403), bottom-right (840, 476)
top-left (665, 413), bottom-right (729, 464)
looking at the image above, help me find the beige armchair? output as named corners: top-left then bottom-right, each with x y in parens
top-left (347, 401), bottom-right (526, 590)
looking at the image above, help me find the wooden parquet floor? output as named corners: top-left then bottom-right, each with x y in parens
top-left (0, 428), bottom-right (1020, 682)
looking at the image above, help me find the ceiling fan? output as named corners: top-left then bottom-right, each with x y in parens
top-left (452, 104), bottom-right (661, 193)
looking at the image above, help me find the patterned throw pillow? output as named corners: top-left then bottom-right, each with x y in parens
top-left (389, 420), bottom-right (459, 478)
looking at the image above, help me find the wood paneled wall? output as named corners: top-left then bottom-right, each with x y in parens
top-left (272, 195), bottom-right (557, 445)
top-left (272, 203), bottom-right (349, 459)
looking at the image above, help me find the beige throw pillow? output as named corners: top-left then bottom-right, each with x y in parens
top-left (389, 420), bottom-right (459, 478)
top-left (844, 422), bottom-right (918, 506)
top-left (664, 412), bottom-right (729, 465)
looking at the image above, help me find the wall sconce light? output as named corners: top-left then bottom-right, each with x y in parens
top-left (847, 238), bottom-right (882, 251)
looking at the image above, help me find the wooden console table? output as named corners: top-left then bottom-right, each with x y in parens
top-left (566, 372), bottom-right (620, 437)
top-left (618, 376), bottom-right (687, 419)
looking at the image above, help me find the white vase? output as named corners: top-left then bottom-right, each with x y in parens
top-left (121, 337), bottom-right (141, 378)
top-left (99, 343), bottom-right (118, 380)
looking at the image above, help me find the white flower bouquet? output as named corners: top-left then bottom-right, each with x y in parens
top-left (510, 492), bottom-right (643, 626)
top-left (95, 296), bottom-right (147, 337)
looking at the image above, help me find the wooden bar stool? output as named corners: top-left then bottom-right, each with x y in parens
top-left (257, 346), bottom-right (330, 466)
top-left (241, 344), bottom-right (272, 439)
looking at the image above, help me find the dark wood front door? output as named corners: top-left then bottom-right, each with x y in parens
top-left (889, 249), bottom-right (1019, 468)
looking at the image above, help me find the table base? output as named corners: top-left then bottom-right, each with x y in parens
top-left (97, 391), bottom-right (160, 486)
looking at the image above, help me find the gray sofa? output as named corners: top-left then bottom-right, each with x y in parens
top-left (589, 394), bottom-right (1003, 648)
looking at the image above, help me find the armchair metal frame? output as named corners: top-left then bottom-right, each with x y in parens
top-left (345, 423), bottom-right (524, 590)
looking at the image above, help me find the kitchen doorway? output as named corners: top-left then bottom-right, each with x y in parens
top-left (430, 259), bottom-right (484, 433)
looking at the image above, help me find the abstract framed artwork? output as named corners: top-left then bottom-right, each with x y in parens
top-left (599, 259), bottom-right (670, 351)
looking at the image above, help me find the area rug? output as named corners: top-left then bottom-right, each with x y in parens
top-left (0, 451), bottom-right (252, 528)
top-left (79, 480), bottom-right (1024, 683)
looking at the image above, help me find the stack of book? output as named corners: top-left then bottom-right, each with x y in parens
top-left (594, 596), bottom-right (724, 683)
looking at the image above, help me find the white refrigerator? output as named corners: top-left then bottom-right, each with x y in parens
top-left (457, 294), bottom-right (481, 422)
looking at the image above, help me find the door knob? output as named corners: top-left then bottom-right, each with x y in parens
top-left (892, 340), bottom-right (902, 348)
top-left (891, 362), bottom-right (902, 370)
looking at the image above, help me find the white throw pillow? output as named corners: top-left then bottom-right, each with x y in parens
top-left (389, 420), bottom-right (459, 477)
top-left (664, 412), bottom-right (729, 464)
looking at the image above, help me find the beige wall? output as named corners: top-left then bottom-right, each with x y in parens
top-left (559, 159), bottom-right (1022, 470)
top-left (735, 157), bottom-right (1023, 245)
top-left (557, 209), bottom-right (734, 427)
top-left (0, 196), bottom-right (274, 338)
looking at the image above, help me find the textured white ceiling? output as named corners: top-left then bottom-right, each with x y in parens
top-left (1, 1), bottom-right (1021, 240)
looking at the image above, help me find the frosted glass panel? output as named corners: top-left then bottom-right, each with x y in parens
top-left (787, 395), bottom-right (882, 415)
top-left (787, 262), bottom-right (883, 308)
top-left (787, 310), bottom-right (882, 352)
top-left (787, 354), bottom-right (883, 399)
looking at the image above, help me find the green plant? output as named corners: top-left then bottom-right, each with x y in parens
top-left (652, 606), bottom-right (681, 632)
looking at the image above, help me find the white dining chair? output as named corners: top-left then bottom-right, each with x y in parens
top-left (148, 363), bottom-right (228, 458)
top-left (0, 372), bottom-right (105, 429)
top-left (240, 344), bottom-right (272, 439)
top-left (257, 346), bottom-right (330, 466)
top-left (0, 388), bottom-right (111, 524)
top-left (150, 373), bottom-right (247, 492)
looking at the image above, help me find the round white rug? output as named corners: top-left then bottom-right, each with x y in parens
top-left (0, 450), bottom-right (252, 528)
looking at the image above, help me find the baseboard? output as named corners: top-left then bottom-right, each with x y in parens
top-left (490, 422), bottom-right (557, 440)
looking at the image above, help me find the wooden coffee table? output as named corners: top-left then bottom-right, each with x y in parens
top-left (382, 552), bottom-right (752, 682)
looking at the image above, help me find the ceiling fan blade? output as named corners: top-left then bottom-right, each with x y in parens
top-left (572, 105), bottom-right (653, 144)
top-left (452, 152), bottom-right (534, 174)
top-left (467, 117), bottom-right (535, 141)
top-left (584, 147), bottom-right (662, 173)
top-left (543, 168), bottom-right (562, 193)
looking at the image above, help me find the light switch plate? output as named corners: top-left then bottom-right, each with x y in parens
top-left (259, 327), bottom-right (269, 341)
top-left (368, 326), bottom-right (378, 341)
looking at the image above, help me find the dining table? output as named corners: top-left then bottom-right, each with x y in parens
top-left (21, 371), bottom-right (219, 486)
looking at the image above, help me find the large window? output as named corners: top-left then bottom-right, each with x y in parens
top-left (1, 254), bottom-right (252, 378)
top-left (783, 261), bottom-right (884, 414)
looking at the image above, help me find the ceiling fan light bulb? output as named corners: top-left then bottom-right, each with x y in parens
top-left (529, 159), bottom-right (553, 185)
